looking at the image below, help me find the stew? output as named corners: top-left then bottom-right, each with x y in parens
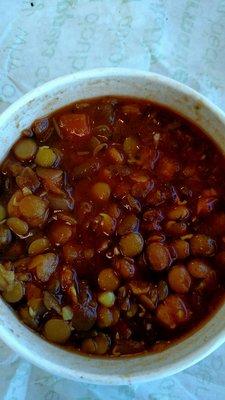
top-left (1, 96), bottom-right (225, 356)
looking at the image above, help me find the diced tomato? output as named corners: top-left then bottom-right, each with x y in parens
top-left (26, 283), bottom-right (42, 300)
top-left (58, 114), bottom-right (90, 142)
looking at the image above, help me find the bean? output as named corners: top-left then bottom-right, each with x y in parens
top-left (16, 167), bottom-right (40, 191)
top-left (111, 306), bottom-right (120, 325)
top-left (98, 291), bottom-right (115, 307)
top-left (165, 221), bottom-right (187, 237)
top-left (94, 333), bottom-right (110, 354)
top-left (30, 253), bottom-right (58, 282)
top-left (28, 237), bottom-right (50, 255)
top-left (0, 225), bottom-right (12, 249)
top-left (82, 333), bottom-right (110, 355)
top-left (0, 204), bottom-right (6, 221)
top-left (49, 222), bottom-right (72, 246)
top-left (73, 160), bottom-right (100, 179)
top-left (108, 203), bottom-right (121, 219)
top-left (48, 193), bottom-right (74, 211)
top-left (14, 139), bottom-right (37, 161)
top-left (167, 205), bottom-right (189, 220)
top-left (98, 268), bottom-right (120, 291)
top-left (7, 190), bottom-right (24, 218)
top-left (36, 168), bottom-right (63, 194)
top-left (63, 243), bottom-right (81, 262)
top-left (28, 298), bottom-right (45, 318)
top-left (129, 280), bottom-right (150, 295)
top-left (43, 290), bottom-right (61, 314)
top-left (33, 117), bottom-right (53, 142)
top-left (35, 146), bottom-right (56, 167)
top-left (119, 232), bottom-right (144, 257)
top-left (147, 233), bottom-right (165, 243)
top-left (108, 147), bottom-right (124, 163)
top-left (81, 338), bottom-right (97, 354)
top-left (122, 104), bottom-right (141, 115)
top-left (97, 305), bottom-right (113, 328)
top-left (7, 217), bottom-right (28, 236)
top-left (195, 270), bottom-right (217, 294)
top-left (2, 280), bottom-right (24, 303)
top-left (19, 306), bottom-right (38, 329)
top-left (115, 258), bottom-right (135, 279)
top-left (168, 265), bottom-right (191, 294)
top-left (123, 136), bottom-right (138, 156)
top-left (62, 306), bottom-right (74, 321)
top-left (187, 259), bottom-right (210, 278)
top-left (117, 214), bottom-right (139, 236)
top-left (92, 182), bottom-right (111, 201)
top-left (43, 318), bottom-right (71, 344)
top-left (156, 295), bottom-right (189, 329)
top-left (190, 234), bottom-right (216, 256)
top-left (139, 289), bottom-right (158, 310)
top-left (0, 264), bottom-right (14, 290)
top-left (172, 239), bottom-right (190, 259)
top-left (19, 195), bottom-right (48, 227)
top-left (95, 213), bottom-right (114, 235)
top-left (158, 280), bottom-right (169, 301)
top-left (147, 242), bottom-right (171, 271)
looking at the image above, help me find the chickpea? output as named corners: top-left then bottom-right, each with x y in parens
top-left (49, 222), bottom-right (72, 246)
top-left (156, 295), bottom-right (189, 329)
top-left (187, 259), bottom-right (210, 278)
top-left (98, 268), bottom-right (120, 291)
top-left (0, 225), bottom-right (12, 249)
top-left (117, 214), bottom-right (139, 236)
top-left (19, 195), bottom-right (48, 227)
top-left (190, 234), bottom-right (215, 256)
top-left (168, 265), bottom-right (191, 294)
top-left (172, 239), bottom-right (190, 259)
top-left (147, 242), bottom-right (171, 271)
top-left (14, 139), bottom-right (37, 161)
top-left (119, 232), bottom-right (144, 257)
top-left (7, 217), bottom-right (28, 236)
top-left (43, 318), bottom-right (71, 344)
top-left (167, 205), bottom-right (189, 220)
top-left (35, 146), bottom-right (56, 167)
top-left (97, 305), bottom-right (113, 328)
top-left (91, 182), bottom-right (111, 201)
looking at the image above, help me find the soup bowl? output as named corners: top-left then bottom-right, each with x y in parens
top-left (0, 68), bottom-right (225, 385)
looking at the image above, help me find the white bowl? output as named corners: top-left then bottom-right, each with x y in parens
top-left (1, 68), bottom-right (225, 385)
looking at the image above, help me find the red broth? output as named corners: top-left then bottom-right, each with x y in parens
top-left (1, 96), bottom-right (225, 356)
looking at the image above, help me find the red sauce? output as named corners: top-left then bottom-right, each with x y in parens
top-left (1, 96), bottom-right (225, 356)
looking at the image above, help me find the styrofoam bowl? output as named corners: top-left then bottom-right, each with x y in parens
top-left (1, 68), bottom-right (225, 385)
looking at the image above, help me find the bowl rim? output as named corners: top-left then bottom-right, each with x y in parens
top-left (1, 67), bottom-right (225, 385)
